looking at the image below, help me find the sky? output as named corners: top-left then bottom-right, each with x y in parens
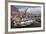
top-left (11, 5), bottom-right (41, 16)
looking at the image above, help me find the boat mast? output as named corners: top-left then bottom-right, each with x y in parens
top-left (25, 8), bottom-right (28, 17)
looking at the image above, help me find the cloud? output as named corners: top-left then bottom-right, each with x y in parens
top-left (26, 8), bottom-right (41, 14)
